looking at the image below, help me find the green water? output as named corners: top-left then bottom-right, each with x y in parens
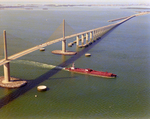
top-left (0, 6), bottom-right (150, 119)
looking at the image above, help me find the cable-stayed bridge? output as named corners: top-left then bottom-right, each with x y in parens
top-left (0, 13), bottom-right (146, 87)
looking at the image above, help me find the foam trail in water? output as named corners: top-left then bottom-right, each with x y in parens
top-left (12, 60), bottom-right (66, 70)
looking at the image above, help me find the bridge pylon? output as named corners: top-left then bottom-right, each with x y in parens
top-left (62, 19), bottom-right (66, 52)
top-left (51, 19), bottom-right (77, 55)
top-left (0, 30), bottom-right (27, 88)
top-left (3, 30), bottom-right (10, 83)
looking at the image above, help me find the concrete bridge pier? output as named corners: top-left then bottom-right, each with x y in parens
top-left (97, 29), bottom-right (101, 39)
top-left (96, 30), bottom-right (98, 39)
top-left (99, 28), bottom-right (103, 37)
top-left (95, 30), bottom-right (98, 40)
top-left (62, 19), bottom-right (66, 52)
top-left (62, 40), bottom-right (66, 52)
top-left (100, 29), bottom-right (105, 37)
top-left (90, 32), bottom-right (93, 42)
top-left (81, 34), bottom-right (84, 45)
top-left (93, 31), bottom-right (95, 41)
top-left (76, 35), bottom-right (79, 46)
top-left (3, 63), bottom-right (10, 83)
top-left (94, 30), bottom-right (98, 41)
top-left (86, 33), bottom-right (88, 44)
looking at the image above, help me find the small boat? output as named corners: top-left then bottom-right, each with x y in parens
top-left (65, 63), bottom-right (117, 78)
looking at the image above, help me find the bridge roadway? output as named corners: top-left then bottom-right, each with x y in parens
top-left (0, 15), bottom-right (136, 66)
top-left (108, 16), bottom-right (130, 22)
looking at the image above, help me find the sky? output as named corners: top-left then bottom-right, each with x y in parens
top-left (0, 0), bottom-right (149, 4)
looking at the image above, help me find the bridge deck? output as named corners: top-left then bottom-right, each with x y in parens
top-left (0, 14), bottom-right (138, 66)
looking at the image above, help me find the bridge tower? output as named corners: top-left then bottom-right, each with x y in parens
top-left (3, 30), bottom-right (10, 83)
top-left (51, 19), bottom-right (77, 55)
top-left (0, 30), bottom-right (27, 88)
top-left (62, 19), bottom-right (66, 52)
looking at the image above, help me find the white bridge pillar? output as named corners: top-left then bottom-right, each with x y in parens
top-left (93, 30), bottom-right (96, 40)
top-left (76, 35), bottom-right (79, 46)
top-left (81, 34), bottom-right (84, 45)
top-left (3, 30), bottom-right (10, 83)
top-left (90, 32), bottom-right (93, 42)
top-left (97, 29), bottom-right (100, 39)
top-left (86, 33), bottom-right (88, 44)
top-left (62, 19), bottom-right (66, 52)
top-left (95, 30), bottom-right (98, 40)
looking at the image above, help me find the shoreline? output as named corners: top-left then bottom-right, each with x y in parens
top-left (1, 7), bottom-right (150, 11)
top-left (0, 3), bottom-right (150, 10)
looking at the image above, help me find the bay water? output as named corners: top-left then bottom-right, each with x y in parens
top-left (0, 6), bottom-right (150, 119)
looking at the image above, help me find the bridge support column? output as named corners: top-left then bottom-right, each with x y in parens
top-left (97, 29), bottom-right (100, 39)
top-left (96, 30), bottom-right (99, 39)
top-left (86, 33), bottom-right (88, 44)
top-left (99, 29), bottom-right (102, 37)
top-left (95, 30), bottom-right (97, 39)
top-left (3, 30), bottom-right (10, 83)
top-left (93, 30), bottom-right (96, 41)
top-left (81, 34), bottom-right (84, 45)
top-left (62, 40), bottom-right (66, 52)
top-left (90, 32), bottom-right (93, 42)
top-left (3, 63), bottom-right (10, 83)
top-left (62, 19), bottom-right (66, 52)
top-left (95, 30), bottom-right (97, 40)
top-left (76, 35), bottom-right (79, 46)
top-left (96, 30), bottom-right (98, 39)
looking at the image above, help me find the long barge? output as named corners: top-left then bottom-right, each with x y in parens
top-left (65, 63), bottom-right (117, 78)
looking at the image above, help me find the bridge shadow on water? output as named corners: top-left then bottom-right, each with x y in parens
top-left (0, 29), bottom-right (116, 109)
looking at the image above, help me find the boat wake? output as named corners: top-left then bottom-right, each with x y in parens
top-left (12, 60), bottom-right (65, 70)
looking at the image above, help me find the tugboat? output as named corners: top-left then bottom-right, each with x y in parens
top-left (65, 63), bottom-right (117, 78)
